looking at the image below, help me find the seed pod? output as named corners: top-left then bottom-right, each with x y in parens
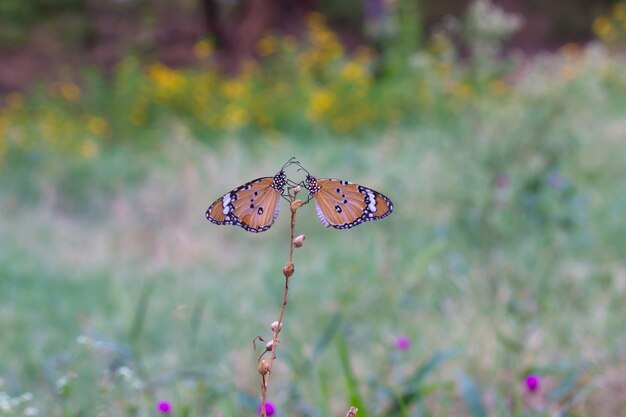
top-left (283, 262), bottom-right (294, 278)
top-left (258, 360), bottom-right (270, 375)
top-left (293, 234), bottom-right (306, 248)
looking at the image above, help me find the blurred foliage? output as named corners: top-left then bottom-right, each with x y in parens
top-left (0, 5), bottom-right (522, 166)
top-left (0, 0), bottom-right (88, 46)
top-left (593, 1), bottom-right (626, 43)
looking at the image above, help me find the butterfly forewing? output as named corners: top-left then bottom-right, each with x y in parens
top-left (205, 176), bottom-right (283, 233)
top-left (231, 181), bottom-right (281, 231)
top-left (315, 182), bottom-right (365, 226)
top-left (310, 178), bottom-right (394, 229)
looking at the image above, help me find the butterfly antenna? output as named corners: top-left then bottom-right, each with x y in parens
top-left (293, 161), bottom-right (310, 177)
top-left (280, 156), bottom-right (298, 172)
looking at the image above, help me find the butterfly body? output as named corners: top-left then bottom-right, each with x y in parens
top-left (304, 175), bottom-right (394, 229)
top-left (205, 170), bottom-right (287, 233)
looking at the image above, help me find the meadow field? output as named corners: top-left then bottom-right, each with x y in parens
top-left (2, 4), bottom-right (626, 417)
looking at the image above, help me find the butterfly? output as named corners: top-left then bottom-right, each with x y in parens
top-left (302, 173), bottom-right (394, 229)
top-left (205, 159), bottom-right (297, 233)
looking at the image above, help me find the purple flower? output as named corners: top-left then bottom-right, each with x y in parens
top-left (525, 374), bottom-right (541, 392)
top-left (395, 335), bottom-right (411, 351)
top-left (258, 401), bottom-right (276, 417)
top-left (156, 401), bottom-right (172, 414)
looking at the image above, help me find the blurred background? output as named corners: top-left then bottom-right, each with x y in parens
top-left (1, 0), bottom-right (626, 416)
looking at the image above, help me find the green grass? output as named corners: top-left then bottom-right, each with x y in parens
top-left (2, 47), bottom-right (626, 417)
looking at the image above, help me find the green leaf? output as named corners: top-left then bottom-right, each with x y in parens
top-left (548, 369), bottom-right (581, 402)
top-left (387, 348), bottom-right (458, 415)
top-left (128, 280), bottom-right (155, 343)
top-left (406, 348), bottom-right (459, 388)
top-left (312, 312), bottom-right (342, 363)
top-left (456, 372), bottom-right (487, 417)
top-left (336, 332), bottom-right (368, 417)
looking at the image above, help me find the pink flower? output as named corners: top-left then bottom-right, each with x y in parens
top-left (258, 401), bottom-right (276, 417)
top-left (156, 401), bottom-right (172, 414)
top-left (395, 335), bottom-right (411, 351)
top-left (525, 374), bottom-right (541, 392)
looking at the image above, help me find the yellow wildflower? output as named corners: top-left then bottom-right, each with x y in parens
top-left (341, 61), bottom-right (369, 83)
top-left (612, 2), bottom-right (626, 19)
top-left (148, 64), bottom-right (186, 97)
top-left (193, 39), bottom-right (213, 59)
top-left (256, 35), bottom-right (277, 56)
top-left (87, 116), bottom-right (108, 135)
top-left (61, 83), bottom-right (81, 102)
top-left (451, 82), bottom-right (473, 100)
top-left (222, 79), bottom-right (246, 100)
top-left (224, 104), bottom-right (247, 128)
top-left (593, 16), bottom-right (616, 42)
top-left (311, 28), bottom-right (336, 46)
top-left (309, 89), bottom-right (335, 120)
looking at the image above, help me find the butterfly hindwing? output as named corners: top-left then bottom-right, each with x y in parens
top-left (206, 173), bottom-right (285, 233)
top-left (306, 177), bottom-right (393, 229)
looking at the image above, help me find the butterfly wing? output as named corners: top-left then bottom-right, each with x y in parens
top-left (205, 177), bottom-right (281, 233)
top-left (312, 178), bottom-right (393, 229)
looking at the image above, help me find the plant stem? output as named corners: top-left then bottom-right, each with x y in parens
top-left (258, 191), bottom-right (301, 417)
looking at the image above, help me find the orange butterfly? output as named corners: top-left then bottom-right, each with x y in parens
top-left (205, 159), bottom-right (297, 233)
top-left (302, 173), bottom-right (394, 229)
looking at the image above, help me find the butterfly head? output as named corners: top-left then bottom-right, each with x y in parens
top-left (272, 170), bottom-right (288, 192)
top-left (304, 175), bottom-right (320, 195)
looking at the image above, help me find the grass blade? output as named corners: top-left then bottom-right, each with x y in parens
top-left (336, 332), bottom-right (368, 417)
top-left (312, 312), bottom-right (342, 363)
top-left (128, 281), bottom-right (155, 343)
top-left (387, 348), bottom-right (459, 415)
top-left (456, 372), bottom-right (487, 417)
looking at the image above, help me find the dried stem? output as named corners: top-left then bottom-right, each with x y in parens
top-left (258, 187), bottom-right (302, 417)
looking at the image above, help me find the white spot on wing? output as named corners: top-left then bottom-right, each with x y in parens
top-left (222, 206), bottom-right (230, 215)
top-left (222, 195), bottom-right (231, 207)
top-left (367, 191), bottom-right (376, 212)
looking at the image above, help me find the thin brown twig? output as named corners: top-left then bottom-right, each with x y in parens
top-left (258, 186), bottom-right (302, 417)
